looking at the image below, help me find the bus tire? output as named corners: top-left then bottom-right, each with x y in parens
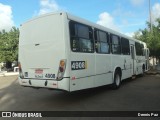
top-left (112, 70), bottom-right (121, 89)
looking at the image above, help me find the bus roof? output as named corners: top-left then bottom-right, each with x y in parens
top-left (21, 11), bottom-right (145, 45)
top-left (66, 12), bottom-right (145, 45)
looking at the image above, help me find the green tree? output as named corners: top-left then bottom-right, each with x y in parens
top-left (133, 19), bottom-right (160, 64)
top-left (0, 27), bottom-right (19, 69)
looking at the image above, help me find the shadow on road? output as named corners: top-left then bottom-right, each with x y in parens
top-left (0, 74), bottom-right (159, 111)
top-left (0, 76), bottom-right (129, 111)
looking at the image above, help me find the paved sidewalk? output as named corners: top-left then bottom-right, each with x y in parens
top-left (146, 70), bottom-right (160, 75)
top-left (0, 71), bottom-right (19, 77)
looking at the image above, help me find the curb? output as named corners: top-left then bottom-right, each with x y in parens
top-left (0, 72), bottom-right (19, 77)
top-left (146, 71), bottom-right (160, 75)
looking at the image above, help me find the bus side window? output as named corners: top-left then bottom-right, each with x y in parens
top-left (94, 30), bottom-right (109, 54)
top-left (70, 21), bottom-right (79, 52)
top-left (69, 21), bottom-right (94, 53)
top-left (141, 44), bottom-right (144, 56)
top-left (111, 35), bottom-right (121, 54)
top-left (135, 42), bottom-right (144, 56)
top-left (121, 38), bottom-right (130, 55)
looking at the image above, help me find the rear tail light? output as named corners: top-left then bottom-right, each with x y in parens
top-left (18, 62), bottom-right (24, 79)
top-left (57, 59), bottom-right (66, 80)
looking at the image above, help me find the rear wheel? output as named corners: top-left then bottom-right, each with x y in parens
top-left (112, 70), bottom-right (121, 89)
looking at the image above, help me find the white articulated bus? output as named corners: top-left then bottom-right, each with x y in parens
top-left (18, 11), bottom-right (149, 92)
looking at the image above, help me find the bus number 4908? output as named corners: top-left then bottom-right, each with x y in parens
top-left (45, 74), bottom-right (55, 78)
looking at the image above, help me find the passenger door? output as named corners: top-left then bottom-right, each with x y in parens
top-left (130, 45), bottom-right (136, 75)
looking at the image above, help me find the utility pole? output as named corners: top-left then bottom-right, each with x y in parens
top-left (149, 0), bottom-right (153, 31)
top-left (149, 0), bottom-right (155, 69)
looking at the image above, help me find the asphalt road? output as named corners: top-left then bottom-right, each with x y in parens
top-left (0, 74), bottom-right (160, 120)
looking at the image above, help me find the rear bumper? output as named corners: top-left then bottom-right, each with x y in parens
top-left (18, 77), bottom-right (70, 91)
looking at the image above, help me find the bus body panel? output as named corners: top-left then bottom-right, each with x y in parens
top-left (120, 55), bottom-right (132, 80)
top-left (94, 54), bottom-right (112, 87)
top-left (19, 12), bottom-right (70, 91)
top-left (19, 78), bottom-right (70, 91)
top-left (69, 53), bottom-right (95, 91)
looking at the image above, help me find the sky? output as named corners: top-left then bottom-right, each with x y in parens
top-left (0, 0), bottom-right (160, 37)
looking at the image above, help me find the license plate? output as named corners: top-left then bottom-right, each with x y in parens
top-left (35, 69), bottom-right (43, 79)
top-left (35, 74), bottom-right (43, 79)
top-left (35, 69), bottom-right (43, 74)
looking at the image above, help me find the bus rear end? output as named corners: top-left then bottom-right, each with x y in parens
top-left (18, 12), bottom-right (69, 91)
